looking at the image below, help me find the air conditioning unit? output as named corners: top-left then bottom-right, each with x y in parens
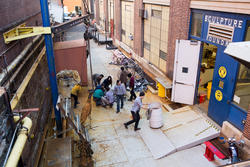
top-left (139, 9), bottom-right (148, 19)
top-left (128, 33), bottom-right (133, 40)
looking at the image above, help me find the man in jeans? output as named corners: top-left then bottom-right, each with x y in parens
top-left (114, 80), bottom-right (126, 113)
top-left (124, 92), bottom-right (147, 131)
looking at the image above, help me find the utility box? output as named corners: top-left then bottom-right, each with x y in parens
top-left (54, 39), bottom-right (88, 86)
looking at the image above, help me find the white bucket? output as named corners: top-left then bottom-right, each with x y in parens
top-left (149, 103), bottom-right (163, 128)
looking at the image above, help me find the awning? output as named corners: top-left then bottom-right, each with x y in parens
top-left (224, 42), bottom-right (250, 67)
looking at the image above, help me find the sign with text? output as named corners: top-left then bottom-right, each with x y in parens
top-left (204, 15), bottom-right (243, 46)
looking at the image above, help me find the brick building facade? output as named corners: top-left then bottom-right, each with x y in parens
top-left (94, 0), bottom-right (250, 145)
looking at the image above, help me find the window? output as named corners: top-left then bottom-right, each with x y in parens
top-left (191, 12), bottom-right (203, 37)
top-left (245, 21), bottom-right (250, 41)
top-left (233, 64), bottom-right (250, 111)
top-left (152, 10), bottom-right (162, 18)
top-left (121, 29), bottom-right (126, 35)
top-left (144, 41), bottom-right (150, 51)
top-left (125, 5), bottom-right (131, 11)
top-left (159, 50), bottom-right (167, 61)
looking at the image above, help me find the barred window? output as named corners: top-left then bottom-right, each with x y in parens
top-left (152, 10), bottom-right (162, 18)
top-left (144, 41), bottom-right (150, 51)
top-left (159, 50), bottom-right (167, 61)
top-left (121, 29), bottom-right (126, 35)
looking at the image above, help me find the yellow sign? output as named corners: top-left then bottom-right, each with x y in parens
top-left (218, 66), bottom-right (227, 78)
top-left (215, 90), bottom-right (223, 101)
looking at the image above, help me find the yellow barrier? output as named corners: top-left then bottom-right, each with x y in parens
top-left (207, 81), bottom-right (212, 100)
top-left (157, 82), bottom-right (165, 97)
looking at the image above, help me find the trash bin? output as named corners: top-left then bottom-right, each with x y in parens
top-left (147, 103), bottom-right (163, 128)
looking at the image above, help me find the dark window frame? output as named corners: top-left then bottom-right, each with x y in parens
top-left (144, 41), bottom-right (150, 51)
top-left (159, 50), bottom-right (167, 61)
top-left (121, 29), bottom-right (126, 35)
top-left (151, 9), bottom-right (162, 19)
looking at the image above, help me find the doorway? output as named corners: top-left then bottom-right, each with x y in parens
top-left (197, 43), bottom-right (217, 112)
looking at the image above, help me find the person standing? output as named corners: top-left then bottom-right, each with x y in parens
top-left (92, 73), bottom-right (104, 87)
top-left (114, 80), bottom-right (126, 113)
top-left (128, 73), bottom-right (136, 101)
top-left (124, 92), bottom-right (147, 131)
top-left (119, 67), bottom-right (128, 88)
top-left (71, 84), bottom-right (82, 108)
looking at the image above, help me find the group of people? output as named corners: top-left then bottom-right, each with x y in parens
top-left (92, 74), bottom-right (114, 108)
top-left (91, 67), bottom-right (148, 131)
top-left (70, 67), bottom-right (148, 131)
top-left (92, 66), bottom-right (137, 109)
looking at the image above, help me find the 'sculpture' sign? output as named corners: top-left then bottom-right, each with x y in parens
top-left (204, 15), bottom-right (243, 29)
top-left (204, 15), bottom-right (243, 46)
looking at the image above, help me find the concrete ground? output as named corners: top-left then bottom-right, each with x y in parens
top-left (77, 40), bottom-right (230, 167)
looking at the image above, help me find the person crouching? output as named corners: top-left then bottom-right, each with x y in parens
top-left (101, 87), bottom-right (114, 108)
top-left (93, 85), bottom-right (104, 106)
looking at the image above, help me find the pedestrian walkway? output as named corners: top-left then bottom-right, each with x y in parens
top-left (82, 40), bottom-right (228, 167)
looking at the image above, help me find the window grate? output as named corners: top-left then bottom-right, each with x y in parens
top-left (159, 50), bottom-right (167, 61)
top-left (121, 29), bottom-right (126, 35)
top-left (144, 41), bottom-right (150, 51)
top-left (152, 10), bottom-right (162, 18)
top-left (208, 23), bottom-right (234, 41)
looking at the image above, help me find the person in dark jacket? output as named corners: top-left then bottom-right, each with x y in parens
top-left (92, 73), bottom-right (104, 87)
top-left (119, 67), bottom-right (128, 88)
top-left (128, 73), bottom-right (136, 101)
top-left (101, 76), bottom-right (112, 91)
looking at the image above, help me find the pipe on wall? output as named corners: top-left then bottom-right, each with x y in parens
top-left (5, 116), bottom-right (32, 167)
top-left (0, 35), bottom-right (41, 86)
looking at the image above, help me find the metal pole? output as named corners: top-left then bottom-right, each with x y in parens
top-left (88, 38), bottom-right (94, 90)
top-left (40, 0), bottom-right (62, 131)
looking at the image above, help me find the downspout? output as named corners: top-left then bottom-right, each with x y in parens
top-left (5, 116), bottom-right (32, 167)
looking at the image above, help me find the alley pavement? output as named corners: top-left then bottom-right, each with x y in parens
top-left (81, 40), bottom-right (228, 167)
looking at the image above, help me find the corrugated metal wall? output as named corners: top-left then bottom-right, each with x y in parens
top-left (121, 1), bottom-right (134, 48)
top-left (143, 4), bottom-right (169, 73)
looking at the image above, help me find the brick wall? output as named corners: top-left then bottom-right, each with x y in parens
top-left (166, 0), bottom-right (191, 79)
top-left (243, 106), bottom-right (250, 140)
top-left (95, 0), bottom-right (100, 24)
top-left (0, 0), bottom-right (42, 72)
top-left (114, 0), bottom-right (121, 41)
top-left (134, 0), bottom-right (143, 57)
top-left (104, 0), bottom-right (109, 32)
top-left (16, 53), bottom-right (52, 167)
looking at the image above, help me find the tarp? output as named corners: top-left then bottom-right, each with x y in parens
top-left (224, 42), bottom-right (250, 67)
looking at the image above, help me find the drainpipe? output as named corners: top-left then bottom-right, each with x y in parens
top-left (5, 116), bottom-right (32, 167)
top-left (40, 0), bottom-right (63, 132)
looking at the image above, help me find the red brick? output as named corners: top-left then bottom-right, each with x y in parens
top-left (134, 0), bottom-right (143, 57)
top-left (114, 0), bottom-right (121, 41)
top-left (243, 106), bottom-right (250, 140)
top-left (104, 0), bottom-right (109, 32)
top-left (95, 0), bottom-right (100, 24)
